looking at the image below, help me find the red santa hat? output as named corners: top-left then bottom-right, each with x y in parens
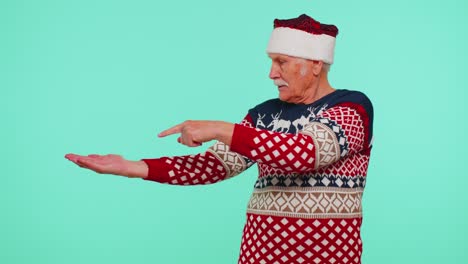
top-left (266, 14), bottom-right (339, 64)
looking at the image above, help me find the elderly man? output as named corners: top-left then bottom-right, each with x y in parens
top-left (66, 14), bottom-right (374, 264)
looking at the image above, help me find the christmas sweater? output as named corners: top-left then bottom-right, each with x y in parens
top-left (142, 89), bottom-right (374, 264)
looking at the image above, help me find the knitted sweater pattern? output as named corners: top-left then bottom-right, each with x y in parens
top-left (142, 89), bottom-right (374, 264)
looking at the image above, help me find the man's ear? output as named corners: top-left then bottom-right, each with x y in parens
top-left (311, 60), bottom-right (324, 76)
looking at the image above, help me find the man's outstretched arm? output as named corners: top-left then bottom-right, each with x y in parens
top-left (65, 121), bottom-right (241, 180)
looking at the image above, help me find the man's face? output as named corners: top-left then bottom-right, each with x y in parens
top-left (268, 53), bottom-right (316, 104)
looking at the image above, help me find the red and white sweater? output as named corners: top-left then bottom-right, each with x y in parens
top-left (142, 89), bottom-right (374, 264)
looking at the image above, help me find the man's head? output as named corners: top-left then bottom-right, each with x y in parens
top-left (266, 14), bottom-right (338, 104)
top-left (268, 53), bottom-right (330, 104)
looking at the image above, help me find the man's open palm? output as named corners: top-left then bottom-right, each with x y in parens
top-left (65, 154), bottom-right (131, 177)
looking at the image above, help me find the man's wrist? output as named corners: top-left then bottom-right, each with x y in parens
top-left (215, 121), bottom-right (234, 146)
top-left (126, 160), bottom-right (149, 178)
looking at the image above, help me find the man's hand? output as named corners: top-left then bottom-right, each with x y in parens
top-left (65, 154), bottom-right (148, 178)
top-left (65, 121), bottom-right (234, 176)
top-left (158, 120), bottom-right (235, 147)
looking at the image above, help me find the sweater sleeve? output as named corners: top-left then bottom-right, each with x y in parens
top-left (230, 102), bottom-right (371, 172)
top-left (141, 115), bottom-right (256, 185)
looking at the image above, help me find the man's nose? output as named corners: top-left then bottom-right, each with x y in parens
top-left (269, 65), bottom-right (280, 80)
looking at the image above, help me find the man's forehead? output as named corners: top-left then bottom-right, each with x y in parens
top-left (268, 53), bottom-right (310, 63)
top-left (268, 53), bottom-right (293, 60)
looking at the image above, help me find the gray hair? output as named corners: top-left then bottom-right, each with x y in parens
top-left (298, 59), bottom-right (331, 75)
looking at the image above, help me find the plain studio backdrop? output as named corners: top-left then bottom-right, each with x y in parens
top-left (1, 0), bottom-right (467, 263)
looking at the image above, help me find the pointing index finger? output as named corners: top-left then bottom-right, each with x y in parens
top-left (158, 123), bottom-right (183, 138)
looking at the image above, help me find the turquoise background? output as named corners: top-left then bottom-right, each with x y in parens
top-left (2, 0), bottom-right (467, 263)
